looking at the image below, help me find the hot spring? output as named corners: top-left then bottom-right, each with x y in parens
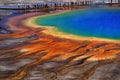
top-left (36, 8), bottom-right (120, 40)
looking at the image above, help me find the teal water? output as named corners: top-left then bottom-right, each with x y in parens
top-left (36, 8), bottom-right (120, 40)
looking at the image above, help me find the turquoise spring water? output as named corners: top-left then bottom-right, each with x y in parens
top-left (36, 8), bottom-right (120, 40)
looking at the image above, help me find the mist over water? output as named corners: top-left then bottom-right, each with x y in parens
top-left (36, 8), bottom-right (120, 40)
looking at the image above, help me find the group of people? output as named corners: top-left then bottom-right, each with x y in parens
top-left (17, 1), bottom-right (92, 9)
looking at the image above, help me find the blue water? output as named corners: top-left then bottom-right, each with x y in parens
top-left (36, 8), bottom-right (120, 40)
